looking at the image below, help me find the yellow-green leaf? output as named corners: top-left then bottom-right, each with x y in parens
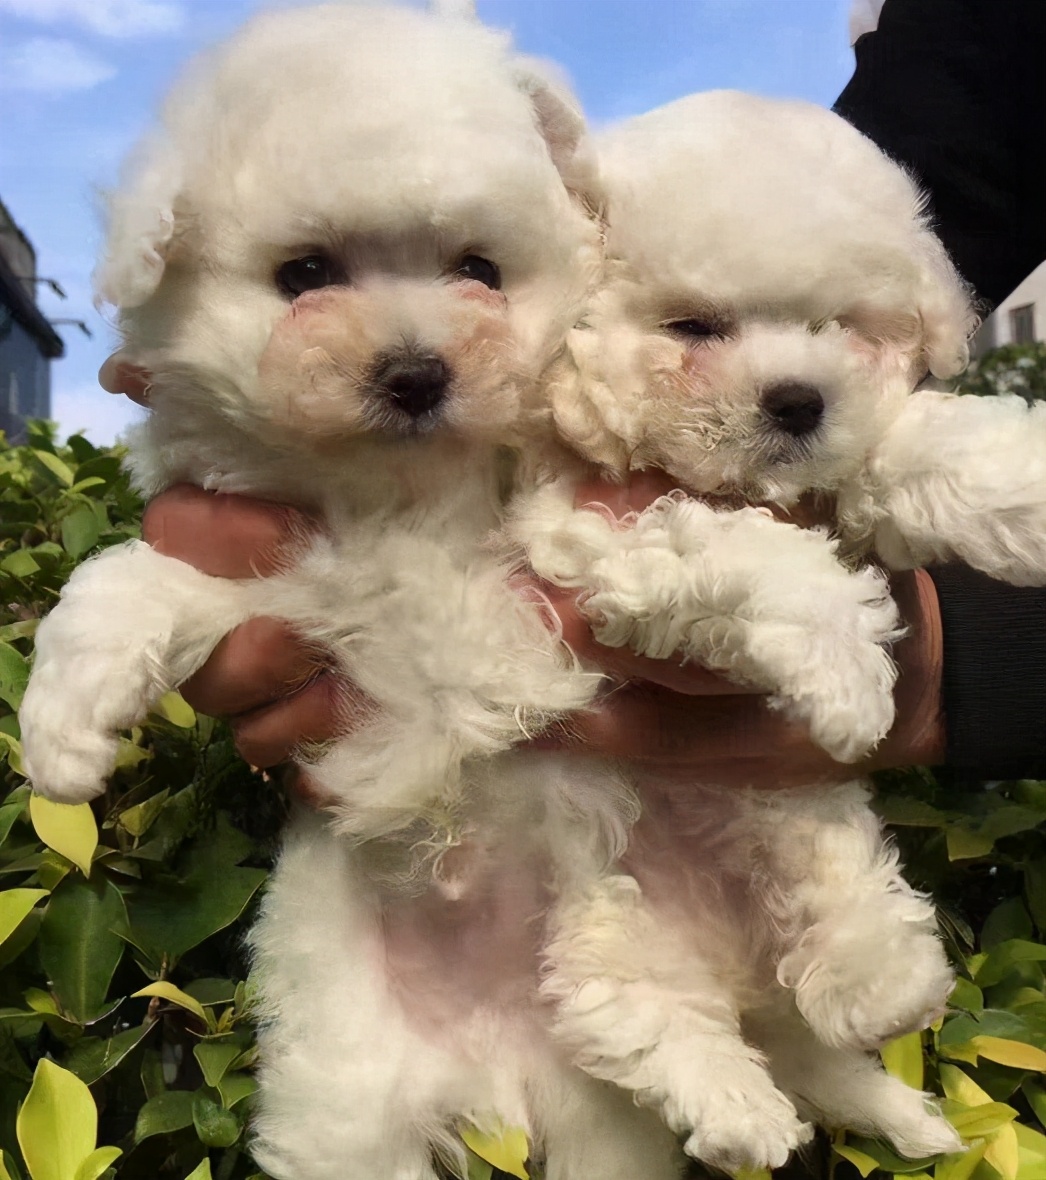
top-left (74, 1146), bottom-right (122, 1180)
top-left (17, 1059), bottom-right (97, 1180)
top-left (151, 691), bottom-right (196, 728)
top-left (933, 1140), bottom-right (989, 1180)
top-left (132, 982), bottom-right (208, 1025)
top-left (461, 1124), bottom-right (529, 1180)
top-left (0, 888), bottom-right (48, 948)
top-left (733, 1169), bottom-right (771, 1180)
top-left (985, 1122), bottom-right (1019, 1180)
top-left (184, 1163), bottom-right (212, 1180)
top-left (32, 450), bottom-right (74, 486)
top-left (0, 1153), bottom-right (13, 1180)
top-left (1014, 1122), bottom-right (1046, 1180)
top-left (970, 1036), bottom-right (1046, 1071)
top-left (882, 1030), bottom-right (924, 1090)
top-left (833, 1145), bottom-right (880, 1177)
top-left (947, 1102), bottom-right (1018, 1139)
top-left (29, 795), bottom-right (98, 877)
top-left (940, 1063), bottom-right (993, 1108)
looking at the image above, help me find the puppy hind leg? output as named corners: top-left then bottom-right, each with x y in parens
top-left (542, 874), bottom-right (812, 1174)
top-left (535, 1067), bottom-right (685, 1180)
top-left (752, 786), bottom-right (954, 1052)
top-left (750, 1003), bottom-right (961, 1159)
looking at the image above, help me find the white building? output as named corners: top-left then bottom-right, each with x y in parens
top-left (972, 260), bottom-right (1046, 356)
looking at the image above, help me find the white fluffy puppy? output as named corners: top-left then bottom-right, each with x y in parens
top-left (511, 91), bottom-right (1020, 1166)
top-left (18, 6), bottom-right (684, 1178)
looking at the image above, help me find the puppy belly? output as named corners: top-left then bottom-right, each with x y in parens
top-left (250, 813), bottom-right (543, 1176)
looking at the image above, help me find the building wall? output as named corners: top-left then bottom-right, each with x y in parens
top-left (0, 314), bottom-right (52, 439)
top-left (971, 259), bottom-right (1046, 356)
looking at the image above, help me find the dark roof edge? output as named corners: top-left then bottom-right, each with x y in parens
top-left (0, 247), bottom-right (65, 359)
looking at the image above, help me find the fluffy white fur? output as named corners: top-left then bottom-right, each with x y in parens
top-left (20, 24), bottom-right (1020, 1180)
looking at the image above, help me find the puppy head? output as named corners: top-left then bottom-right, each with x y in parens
top-left (557, 91), bottom-right (977, 503)
top-left (96, 3), bottom-right (599, 464)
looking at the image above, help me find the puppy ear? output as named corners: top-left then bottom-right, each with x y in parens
top-left (94, 133), bottom-right (181, 310)
top-left (912, 209), bottom-right (979, 380)
top-left (549, 327), bottom-right (634, 473)
top-left (512, 56), bottom-right (602, 208)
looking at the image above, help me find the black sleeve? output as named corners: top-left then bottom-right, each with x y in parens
top-left (834, 0), bottom-right (1046, 311)
top-left (928, 566), bottom-right (1046, 781)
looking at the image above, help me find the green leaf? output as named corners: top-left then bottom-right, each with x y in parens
top-left (63, 1021), bottom-right (154, 1085)
top-left (216, 1071), bottom-right (257, 1110)
top-left (0, 889), bottom-right (48, 949)
top-left (151, 691), bottom-right (196, 728)
top-left (192, 1090), bottom-right (241, 1147)
top-left (16, 1059), bottom-right (98, 1180)
top-left (1022, 1079), bottom-right (1046, 1127)
top-left (134, 1090), bottom-right (195, 1142)
top-left (933, 1140), bottom-right (990, 1180)
top-left (193, 1041), bottom-right (242, 1088)
top-left (183, 1163), bottom-right (212, 1180)
top-left (982, 900), bottom-right (1034, 951)
top-left (67, 477), bottom-right (106, 496)
top-left (950, 978), bottom-right (985, 1014)
top-left (881, 1030), bottom-right (924, 1090)
top-left (465, 1152), bottom-right (494, 1180)
top-left (976, 941), bottom-right (1046, 988)
top-left (60, 504), bottom-right (101, 559)
top-left (947, 825), bottom-right (997, 862)
top-left (0, 642), bottom-right (29, 711)
top-left (132, 982), bottom-right (209, 1026)
top-left (0, 792), bottom-right (29, 847)
top-left (32, 450), bottom-right (74, 486)
top-left (38, 876), bottom-right (127, 1023)
top-left (127, 816), bottom-right (267, 964)
top-left (833, 1144), bottom-right (880, 1178)
top-left (29, 795), bottom-right (98, 877)
top-left (73, 1147), bottom-right (122, 1180)
top-left (0, 733), bottom-right (26, 777)
top-left (1024, 859), bottom-right (1046, 934)
top-left (947, 1101), bottom-right (1018, 1138)
top-left (841, 1137), bottom-right (939, 1174)
top-left (116, 789), bottom-right (170, 838)
top-left (0, 550), bottom-right (40, 578)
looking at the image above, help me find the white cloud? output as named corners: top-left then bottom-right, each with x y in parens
top-left (0, 0), bottom-right (184, 38)
top-left (0, 37), bottom-right (116, 94)
top-left (52, 380), bottom-right (145, 447)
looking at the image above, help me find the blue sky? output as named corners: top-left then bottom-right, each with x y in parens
top-left (0, 0), bottom-right (855, 444)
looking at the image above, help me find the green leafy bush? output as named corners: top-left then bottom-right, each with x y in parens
top-left (957, 342), bottom-right (1046, 403)
top-left (0, 422), bottom-right (1043, 1180)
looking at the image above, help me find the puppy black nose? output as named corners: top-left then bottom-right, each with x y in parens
top-left (762, 382), bottom-right (824, 437)
top-left (371, 353), bottom-right (450, 417)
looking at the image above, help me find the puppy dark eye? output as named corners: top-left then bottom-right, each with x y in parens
top-left (665, 319), bottom-right (725, 341)
top-left (275, 255), bottom-right (344, 298)
top-left (453, 255), bottom-right (501, 290)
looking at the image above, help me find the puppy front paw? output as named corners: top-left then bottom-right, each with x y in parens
top-left (21, 719), bottom-right (118, 803)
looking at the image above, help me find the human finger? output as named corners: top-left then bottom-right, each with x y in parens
top-left (230, 672), bottom-right (362, 768)
top-left (180, 617), bottom-right (324, 717)
top-left (142, 484), bottom-right (319, 578)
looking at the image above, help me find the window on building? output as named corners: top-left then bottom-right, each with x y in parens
top-left (1010, 303), bottom-right (1036, 345)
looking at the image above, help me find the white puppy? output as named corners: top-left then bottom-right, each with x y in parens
top-left (520, 90), bottom-right (1046, 1169)
top-left (18, 21), bottom-right (993, 1178)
